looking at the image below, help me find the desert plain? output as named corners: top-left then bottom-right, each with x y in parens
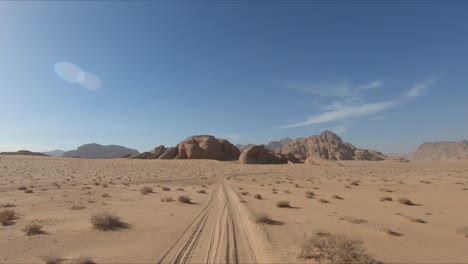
top-left (1, 155), bottom-right (468, 263)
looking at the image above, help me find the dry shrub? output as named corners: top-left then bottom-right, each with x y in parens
top-left (276, 200), bottom-right (290, 208)
top-left (0, 209), bottom-right (18, 226)
top-left (23, 223), bottom-right (45, 236)
top-left (456, 226), bottom-right (468, 238)
top-left (420, 180), bottom-right (431, 184)
top-left (1, 203), bottom-right (15, 208)
top-left (252, 212), bottom-right (273, 224)
top-left (161, 196), bottom-right (174, 202)
top-left (25, 189), bottom-right (34, 193)
top-left (176, 188), bottom-right (185, 191)
top-left (90, 212), bottom-right (127, 231)
top-left (254, 194), bottom-right (262, 200)
top-left (70, 205), bottom-right (86, 210)
top-left (17, 186), bottom-right (27, 191)
top-left (101, 193), bottom-right (110, 198)
top-left (240, 191), bottom-right (249, 195)
top-left (398, 198), bottom-right (416, 206)
top-left (318, 199), bottom-right (329, 204)
top-left (300, 231), bottom-right (380, 264)
top-left (379, 188), bottom-right (393, 193)
top-left (71, 256), bottom-right (95, 264)
top-left (379, 227), bottom-right (403, 236)
top-left (350, 180), bottom-right (360, 186)
top-left (380, 197), bottom-right (392, 202)
top-left (162, 187), bottom-right (171, 191)
top-left (339, 216), bottom-right (367, 224)
top-left (332, 195), bottom-right (344, 200)
top-left (140, 186), bottom-right (153, 195)
top-left (41, 254), bottom-right (64, 264)
top-left (305, 191), bottom-right (314, 199)
top-left (408, 217), bottom-right (426, 223)
top-left (197, 190), bottom-right (207, 194)
top-left (178, 196), bottom-right (192, 204)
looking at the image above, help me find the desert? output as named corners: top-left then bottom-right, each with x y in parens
top-left (1, 152), bottom-right (467, 263)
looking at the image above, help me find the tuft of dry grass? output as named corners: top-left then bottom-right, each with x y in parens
top-left (1, 203), bottom-right (15, 208)
top-left (456, 226), bottom-right (468, 238)
top-left (339, 216), bottom-right (367, 224)
top-left (300, 231), bottom-right (381, 264)
top-left (276, 200), bottom-right (291, 208)
top-left (161, 196), bottom-right (174, 202)
top-left (318, 199), bottom-right (329, 204)
top-left (140, 186), bottom-right (153, 195)
top-left (0, 209), bottom-right (18, 226)
top-left (254, 194), bottom-right (262, 200)
top-left (178, 196), bottom-right (192, 204)
top-left (17, 186), bottom-right (27, 191)
top-left (332, 195), bottom-right (344, 200)
top-left (305, 191), bottom-right (314, 199)
top-left (23, 223), bottom-right (45, 236)
top-left (162, 187), bottom-right (171, 191)
top-left (398, 198), bottom-right (416, 206)
top-left (380, 227), bottom-right (403, 236)
top-left (25, 189), bottom-right (34, 193)
top-left (71, 256), bottom-right (96, 264)
top-left (176, 188), bottom-right (185, 191)
top-left (90, 212), bottom-right (128, 231)
top-left (408, 217), bottom-right (427, 223)
top-left (380, 197), bottom-right (392, 202)
top-left (41, 254), bottom-right (64, 264)
top-left (197, 190), bottom-right (207, 194)
top-left (70, 205), bottom-right (86, 210)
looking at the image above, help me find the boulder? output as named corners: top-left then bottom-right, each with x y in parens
top-left (239, 145), bottom-right (288, 164)
top-left (175, 135), bottom-right (240, 160)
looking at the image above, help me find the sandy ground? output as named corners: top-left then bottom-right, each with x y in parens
top-left (0, 155), bottom-right (467, 263)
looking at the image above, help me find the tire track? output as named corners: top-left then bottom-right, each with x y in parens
top-left (157, 181), bottom-right (270, 264)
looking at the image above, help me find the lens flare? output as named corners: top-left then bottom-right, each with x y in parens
top-left (78, 72), bottom-right (102, 90)
top-left (54, 62), bottom-right (82, 83)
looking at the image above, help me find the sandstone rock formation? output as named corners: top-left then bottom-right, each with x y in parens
top-left (280, 130), bottom-right (385, 161)
top-left (175, 136), bottom-right (240, 160)
top-left (159, 147), bottom-right (178, 159)
top-left (63, 143), bottom-right (139, 159)
top-left (130, 145), bottom-right (166, 159)
top-left (0, 150), bottom-right (49, 157)
top-left (409, 141), bottom-right (468, 161)
top-left (266, 137), bottom-right (293, 152)
top-left (239, 145), bottom-right (288, 164)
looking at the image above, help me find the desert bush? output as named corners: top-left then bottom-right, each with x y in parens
top-left (339, 216), bottom-right (367, 224)
top-left (71, 256), bottom-right (95, 264)
top-left (176, 188), bottom-right (185, 191)
top-left (276, 200), bottom-right (290, 208)
top-left (409, 217), bottom-right (426, 223)
top-left (23, 223), bottom-right (45, 236)
top-left (254, 194), bottom-right (262, 199)
top-left (379, 188), bottom-right (393, 193)
top-left (161, 196), bottom-right (174, 202)
top-left (252, 212), bottom-right (274, 224)
top-left (240, 191), bottom-right (249, 195)
top-left (332, 195), bottom-right (344, 200)
top-left (140, 186), bottom-right (153, 195)
top-left (350, 180), bottom-right (360, 186)
top-left (25, 189), bottom-right (34, 193)
top-left (90, 212), bottom-right (127, 231)
top-left (101, 193), bottom-right (110, 198)
top-left (18, 186), bottom-right (27, 191)
top-left (300, 231), bottom-right (380, 264)
top-left (0, 209), bottom-right (18, 226)
top-left (41, 254), bottom-right (64, 264)
top-left (420, 180), bottom-right (431, 184)
top-left (178, 196), bottom-right (192, 204)
top-left (398, 198), bottom-right (416, 206)
top-left (318, 199), bottom-right (329, 204)
top-left (379, 227), bottom-right (403, 236)
top-left (162, 187), bottom-right (171, 191)
top-left (456, 226), bottom-right (468, 238)
top-left (1, 203), bottom-right (15, 208)
top-left (305, 191), bottom-right (315, 199)
top-left (102, 184), bottom-right (108, 188)
top-left (197, 190), bottom-right (207, 194)
top-left (380, 197), bottom-right (392, 202)
top-left (70, 205), bottom-right (86, 210)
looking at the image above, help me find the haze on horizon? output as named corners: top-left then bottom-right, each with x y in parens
top-left (1, 1), bottom-right (468, 154)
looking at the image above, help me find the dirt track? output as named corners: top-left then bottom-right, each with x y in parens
top-left (157, 181), bottom-right (270, 264)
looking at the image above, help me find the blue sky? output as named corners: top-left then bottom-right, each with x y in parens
top-left (1, 1), bottom-right (467, 154)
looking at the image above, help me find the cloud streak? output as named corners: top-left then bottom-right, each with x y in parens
top-left (278, 79), bottom-right (435, 129)
top-left (287, 79), bottom-right (383, 97)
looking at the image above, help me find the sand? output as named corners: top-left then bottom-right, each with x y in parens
top-left (0, 155), bottom-right (467, 263)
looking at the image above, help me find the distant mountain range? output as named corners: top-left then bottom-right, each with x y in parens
top-left (43, 150), bottom-right (65, 157)
top-left (62, 143), bottom-right (139, 159)
top-left (410, 140), bottom-right (468, 161)
top-left (0, 150), bottom-right (49, 156)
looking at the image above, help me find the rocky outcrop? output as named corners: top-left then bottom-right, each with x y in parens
top-left (63, 143), bottom-right (139, 159)
top-left (409, 141), bottom-right (468, 161)
top-left (280, 130), bottom-right (385, 161)
top-left (0, 150), bottom-right (49, 157)
top-left (175, 135), bottom-right (240, 160)
top-left (239, 145), bottom-right (288, 164)
top-left (130, 145), bottom-right (167, 159)
top-left (159, 147), bottom-right (178, 159)
top-left (236, 144), bottom-right (256, 152)
top-left (266, 137), bottom-right (293, 152)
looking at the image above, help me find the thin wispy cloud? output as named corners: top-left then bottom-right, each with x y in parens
top-left (286, 79), bottom-right (383, 98)
top-left (54, 62), bottom-right (102, 90)
top-left (278, 79), bottom-right (435, 129)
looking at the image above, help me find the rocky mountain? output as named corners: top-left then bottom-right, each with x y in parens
top-left (0, 150), bottom-right (49, 157)
top-left (265, 137), bottom-right (293, 152)
top-left (279, 130), bottom-right (386, 161)
top-left (239, 145), bottom-right (288, 164)
top-left (235, 144), bottom-right (256, 152)
top-left (43, 150), bottom-right (65, 157)
top-left (130, 135), bottom-right (240, 161)
top-left (63, 143), bottom-right (139, 159)
top-left (409, 141), bottom-right (468, 161)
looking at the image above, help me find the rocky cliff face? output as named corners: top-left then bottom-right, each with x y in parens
top-left (279, 130), bottom-right (385, 161)
top-left (265, 137), bottom-right (293, 152)
top-left (409, 141), bottom-right (468, 161)
top-left (63, 144), bottom-right (139, 159)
